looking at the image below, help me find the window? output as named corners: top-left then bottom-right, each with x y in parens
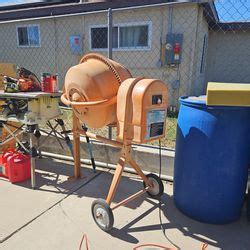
top-left (119, 25), bottom-right (148, 48)
top-left (91, 27), bottom-right (118, 49)
top-left (90, 22), bottom-right (151, 50)
top-left (17, 25), bottom-right (40, 47)
top-left (200, 34), bottom-right (208, 74)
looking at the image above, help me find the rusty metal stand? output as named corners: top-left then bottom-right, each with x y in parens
top-left (72, 113), bottom-right (81, 179)
top-left (74, 122), bottom-right (164, 232)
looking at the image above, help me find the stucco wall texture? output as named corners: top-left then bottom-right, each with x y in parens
top-left (206, 30), bottom-right (250, 86)
top-left (0, 3), bottom-right (208, 106)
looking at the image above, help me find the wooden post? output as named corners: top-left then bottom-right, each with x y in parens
top-left (72, 112), bottom-right (81, 178)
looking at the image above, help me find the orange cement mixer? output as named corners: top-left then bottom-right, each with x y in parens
top-left (61, 53), bottom-right (132, 128)
top-left (61, 53), bottom-right (168, 232)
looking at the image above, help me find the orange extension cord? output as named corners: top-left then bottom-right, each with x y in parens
top-left (78, 234), bottom-right (89, 250)
top-left (78, 233), bottom-right (208, 250)
top-left (133, 242), bottom-right (208, 249)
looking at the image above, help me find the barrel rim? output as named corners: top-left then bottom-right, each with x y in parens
top-left (179, 96), bottom-right (250, 110)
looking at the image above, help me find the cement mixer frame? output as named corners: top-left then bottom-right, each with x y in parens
top-left (62, 53), bottom-right (166, 232)
top-left (72, 113), bottom-right (164, 231)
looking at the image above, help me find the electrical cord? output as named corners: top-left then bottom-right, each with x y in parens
top-left (158, 139), bottom-right (180, 250)
top-left (157, 140), bottom-right (208, 250)
top-left (79, 234), bottom-right (89, 250)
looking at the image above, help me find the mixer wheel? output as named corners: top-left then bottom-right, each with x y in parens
top-left (91, 199), bottom-right (114, 232)
top-left (143, 173), bottom-right (164, 199)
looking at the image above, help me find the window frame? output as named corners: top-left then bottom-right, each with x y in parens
top-left (16, 24), bottom-right (41, 48)
top-left (89, 21), bottom-right (152, 51)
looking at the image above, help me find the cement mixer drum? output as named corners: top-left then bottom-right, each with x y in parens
top-left (62, 53), bottom-right (132, 128)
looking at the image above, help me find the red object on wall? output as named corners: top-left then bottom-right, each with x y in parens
top-left (173, 43), bottom-right (181, 54)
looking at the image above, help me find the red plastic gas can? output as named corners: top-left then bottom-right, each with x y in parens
top-left (0, 158), bottom-right (8, 178)
top-left (2, 148), bottom-right (16, 164)
top-left (8, 153), bottom-right (31, 183)
top-left (0, 148), bottom-right (16, 178)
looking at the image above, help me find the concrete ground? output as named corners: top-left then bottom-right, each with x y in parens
top-left (0, 158), bottom-right (250, 250)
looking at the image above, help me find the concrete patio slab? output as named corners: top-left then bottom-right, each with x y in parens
top-left (0, 158), bottom-right (98, 243)
top-left (1, 158), bottom-right (250, 250)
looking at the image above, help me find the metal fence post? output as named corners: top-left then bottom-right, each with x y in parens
top-left (108, 8), bottom-right (113, 139)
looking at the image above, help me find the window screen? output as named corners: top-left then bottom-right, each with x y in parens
top-left (91, 27), bottom-right (118, 49)
top-left (17, 27), bottom-right (29, 46)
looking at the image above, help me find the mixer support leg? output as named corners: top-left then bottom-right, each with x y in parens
top-left (128, 159), bottom-right (152, 187)
top-left (106, 157), bottom-right (126, 205)
top-left (73, 113), bottom-right (81, 178)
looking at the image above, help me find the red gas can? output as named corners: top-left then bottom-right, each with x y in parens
top-left (2, 148), bottom-right (16, 164)
top-left (0, 148), bottom-right (16, 178)
top-left (8, 153), bottom-right (31, 183)
top-left (0, 158), bottom-right (8, 178)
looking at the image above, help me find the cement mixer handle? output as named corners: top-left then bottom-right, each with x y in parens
top-left (61, 93), bottom-right (117, 107)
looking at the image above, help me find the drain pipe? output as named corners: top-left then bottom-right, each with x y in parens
top-left (41, 151), bottom-right (173, 182)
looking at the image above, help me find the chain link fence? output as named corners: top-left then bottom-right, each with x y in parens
top-left (0, 0), bottom-right (249, 149)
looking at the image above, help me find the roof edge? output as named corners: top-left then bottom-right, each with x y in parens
top-left (0, 0), bottom-right (215, 23)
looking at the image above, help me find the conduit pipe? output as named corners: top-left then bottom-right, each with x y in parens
top-left (41, 151), bottom-right (173, 182)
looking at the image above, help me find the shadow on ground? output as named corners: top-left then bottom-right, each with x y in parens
top-left (15, 157), bottom-right (146, 209)
top-left (108, 193), bottom-right (250, 249)
top-left (1, 157), bottom-right (250, 249)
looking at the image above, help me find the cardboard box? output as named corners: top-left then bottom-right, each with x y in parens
top-left (0, 63), bottom-right (18, 90)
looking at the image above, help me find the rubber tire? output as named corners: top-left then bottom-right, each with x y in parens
top-left (143, 173), bottom-right (164, 199)
top-left (91, 199), bottom-right (114, 232)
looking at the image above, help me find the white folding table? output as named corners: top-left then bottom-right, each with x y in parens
top-left (0, 91), bottom-right (73, 188)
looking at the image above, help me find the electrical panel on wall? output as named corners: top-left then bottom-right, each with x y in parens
top-left (165, 33), bottom-right (183, 66)
top-left (70, 35), bottom-right (82, 55)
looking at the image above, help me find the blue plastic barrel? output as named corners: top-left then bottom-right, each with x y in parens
top-left (174, 96), bottom-right (250, 224)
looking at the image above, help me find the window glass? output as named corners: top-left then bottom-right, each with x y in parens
top-left (17, 25), bottom-right (40, 47)
top-left (119, 25), bottom-right (149, 48)
top-left (17, 27), bottom-right (29, 46)
top-left (90, 24), bottom-right (150, 50)
top-left (28, 26), bottom-right (39, 46)
top-left (91, 27), bottom-right (118, 49)
top-left (91, 27), bottom-right (108, 49)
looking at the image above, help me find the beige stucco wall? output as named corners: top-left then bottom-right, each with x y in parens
top-left (206, 30), bottom-right (250, 85)
top-left (0, 19), bottom-right (56, 75)
top-left (0, 3), bottom-right (208, 106)
top-left (191, 6), bottom-right (209, 96)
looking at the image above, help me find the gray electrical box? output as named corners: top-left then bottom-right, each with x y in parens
top-left (165, 33), bottom-right (183, 65)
